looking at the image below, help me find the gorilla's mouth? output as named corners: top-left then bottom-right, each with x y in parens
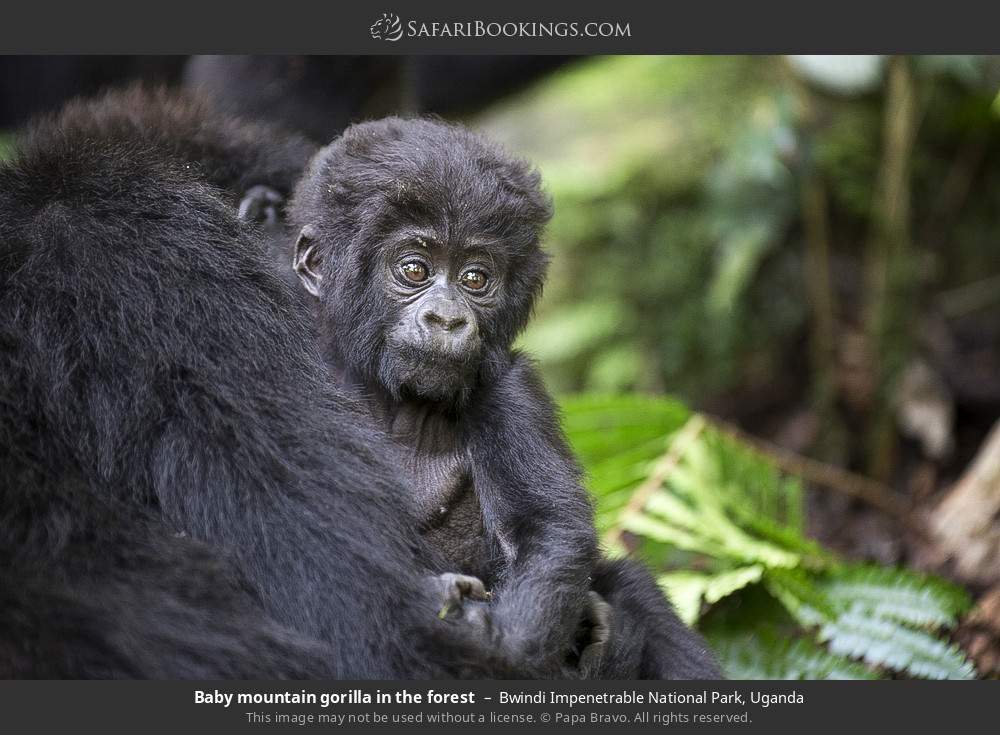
top-left (383, 342), bottom-right (480, 403)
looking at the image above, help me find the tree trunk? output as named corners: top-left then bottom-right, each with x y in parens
top-left (930, 420), bottom-right (1000, 585)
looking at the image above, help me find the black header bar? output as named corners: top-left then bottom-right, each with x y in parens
top-left (2, 1), bottom-right (999, 54)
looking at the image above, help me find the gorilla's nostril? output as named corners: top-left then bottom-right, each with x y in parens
top-left (424, 311), bottom-right (467, 332)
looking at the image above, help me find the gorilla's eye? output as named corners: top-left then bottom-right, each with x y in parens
top-left (460, 269), bottom-right (489, 291)
top-left (400, 261), bottom-right (429, 283)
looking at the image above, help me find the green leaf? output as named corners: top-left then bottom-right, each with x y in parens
top-left (643, 491), bottom-right (801, 568)
top-left (561, 394), bottom-right (689, 482)
top-left (709, 626), bottom-right (880, 680)
top-left (558, 393), bottom-right (978, 680)
top-left (819, 564), bottom-right (973, 629)
top-left (765, 567), bottom-right (839, 627)
top-left (621, 514), bottom-right (731, 558)
top-left (657, 573), bottom-right (708, 626)
top-left (658, 566), bottom-right (765, 625)
top-left (819, 611), bottom-right (976, 680)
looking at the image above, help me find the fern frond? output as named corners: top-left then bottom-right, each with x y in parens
top-left (819, 611), bottom-right (976, 680)
top-left (658, 566), bottom-right (765, 625)
top-left (708, 627), bottom-right (880, 680)
top-left (559, 393), bottom-right (979, 680)
top-left (820, 564), bottom-right (973, 629)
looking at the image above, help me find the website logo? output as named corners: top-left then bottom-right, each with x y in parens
top-left (370, 13), bottom-right (403, 42)
top-left (368, 15), bottom-right (631, 42)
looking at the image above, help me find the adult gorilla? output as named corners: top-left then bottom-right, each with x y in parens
top-left (0, 92), bottom-right (520, 678)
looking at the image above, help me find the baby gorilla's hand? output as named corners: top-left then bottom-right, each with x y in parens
top-left (429, 573), bottom-right (490, 620)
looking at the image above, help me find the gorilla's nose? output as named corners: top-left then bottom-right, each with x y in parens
top-left (422, 309), bottom-right (469, 334)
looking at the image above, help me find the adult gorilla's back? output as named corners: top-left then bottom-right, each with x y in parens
top-left (0, 102), bottom-right (502, 678)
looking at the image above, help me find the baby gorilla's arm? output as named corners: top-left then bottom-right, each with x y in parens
top-left (466, 355), bottom-right (600, 675)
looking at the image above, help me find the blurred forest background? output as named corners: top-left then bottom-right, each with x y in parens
top-left (475, 56), bottom-right (1000, 680)
top-left (2, 55), bottom-right (1000, 679)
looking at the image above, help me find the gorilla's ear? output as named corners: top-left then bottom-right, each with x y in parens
top-left (293, 225), bottom-right (324, 298)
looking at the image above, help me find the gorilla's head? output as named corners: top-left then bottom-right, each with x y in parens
top-left (289, 117), bottom-right (552, 406)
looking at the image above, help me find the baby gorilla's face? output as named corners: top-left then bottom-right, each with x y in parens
top-left (378, 232), bottom-right (500, 404)
top-left (289, 117), bottom-right (553, 405)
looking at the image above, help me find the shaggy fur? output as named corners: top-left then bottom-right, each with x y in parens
top-left (0, 92), bottom-right (527, 678)
top-left (286, 118), bottom-right (722, 679)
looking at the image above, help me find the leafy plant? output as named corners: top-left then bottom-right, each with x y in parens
top-left (560, 394), bottom-right (976, 680)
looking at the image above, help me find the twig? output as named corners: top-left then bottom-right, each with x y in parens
top-left (801, 168), bottom-right (844, 459)
top-left (602, 410), bottom-right (909, 554)
top-left (710, 416), bottom-right (910, 520)
top-left (602, 414), bottom-right (706, 550)
top-left (937, 273), bottom-right (1000, 319)
top-left (795, 76), bottom-right (838, 396)
top-left (921, 131), bottom-right (988, 252)
top-left (864, 55), bottom-right (920, 482)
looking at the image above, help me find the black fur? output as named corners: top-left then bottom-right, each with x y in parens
top-left (180, 56), bottom-right (572, 144)
top-left (43, 86), bottom-right (319, 206)
top-left (286, 118), bottom-right (722, 679)
top-left (0, 92), bottom-right (527, 679)
top-left (183, 56), bottom-right (406, 144)
top-left (590, 559), bottom-right (721, 679)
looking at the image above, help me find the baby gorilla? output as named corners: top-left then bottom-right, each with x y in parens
top-left (287, 118), bottom-right (719, 678)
